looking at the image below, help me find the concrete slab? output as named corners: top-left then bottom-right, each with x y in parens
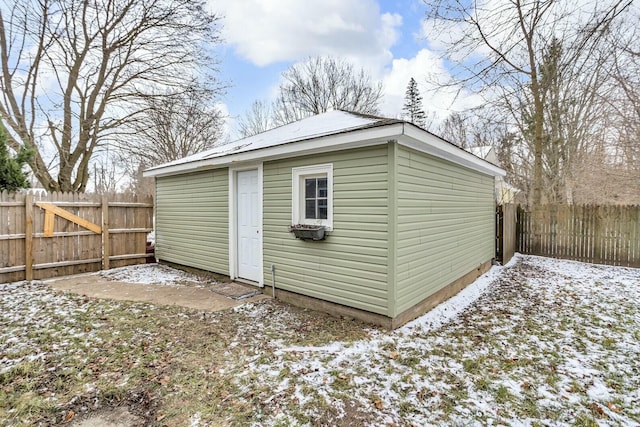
top-left (47, 274), bottom-right (269, 312)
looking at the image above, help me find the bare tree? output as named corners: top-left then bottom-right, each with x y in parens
top-left (608, 10), bottom-right (640, 189)
top-left (503, 35), bottom-right (617, 203)
top-left (123, 161), bottom-right (154, 197)
top-left (423, 0), bottom-right (633, 207)
top-left (272, 56), bottom-right (383, 126)
top-left (115, 85), bottom-right (224, 167)
top-left (0, 0), bottom-right (220, 192)
top-left (439, 112), bottom-right (470, 148)
top-left (237, 57), bottom-right (384, 136)
top-left (92, 156), bottom-right (121, 194)
top-left (237, 100), bottom-right (276, 138)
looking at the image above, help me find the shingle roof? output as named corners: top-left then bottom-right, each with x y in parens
top-left (147, 110), bottom-right (398, 172)
top-left (145, 110), bottom-right (505, 179)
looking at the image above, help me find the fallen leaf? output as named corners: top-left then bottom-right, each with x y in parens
top-left (374, 399), bottom-right (383, 410)
top-left (590, 402), bottom-right (606, 418)
top-left (63, 410), bottom-right (74, 423)
top-left (607, 402), bottom-right (622, 413)
top-left (157, 414), bottom-right (166, 421)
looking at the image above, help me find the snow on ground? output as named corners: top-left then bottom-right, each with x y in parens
top-left (239, 255), bottom-right (640, 426)
top-left (0, 281), bottom-right (121, 375)
top-left (37, 262), bottom-right (209, 288)
top-left (2, 255), bottom-right (639, 425)
top-left (147, 230), bottom-right (155, 247)
top-left (99, 263), bottom-right (211, 287)
top-left (400, 255), bottom-right (519, 336)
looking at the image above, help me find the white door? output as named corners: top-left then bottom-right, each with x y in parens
top-left (236, 169), bottom-right (261, 282)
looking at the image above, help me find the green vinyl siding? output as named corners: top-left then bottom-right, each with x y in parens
top-left (263, 146), bottom-right (390, 315)
top-left (155, 169), bottom-right (229, 274)
top-left (394, 145), bottom-right (495, 315)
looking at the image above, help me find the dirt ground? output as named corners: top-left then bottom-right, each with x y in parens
top-left (5, 256), bottom-right (639, 426)
top-left (69, 407), bottom-right (145, 427)
top-left (46, 273), bottom-right (269, 312)
top-left (44, 271), bottom-right (270, 427)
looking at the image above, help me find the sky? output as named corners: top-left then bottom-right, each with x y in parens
top-left (207, 0), bottom-right (481, 140)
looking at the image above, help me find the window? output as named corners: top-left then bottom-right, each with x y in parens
top-left (305, 177), bottom-right (328, 219)
top-left (292, 164), bottom-right (333, 229)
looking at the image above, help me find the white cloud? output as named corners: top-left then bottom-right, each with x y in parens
top-left (214, 101), bottom-right (236, 142)
top-left (211, 0), bottom-right (487, 128)
top-left (380, 49), bottom-right (483, 123)
top-left (210, 0), bottom-right (401, 73)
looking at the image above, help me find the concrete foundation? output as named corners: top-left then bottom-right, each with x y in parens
top-left (157, 259), bottom-right (493, 330)
top-left (266, 260), bottom-right (493, 330)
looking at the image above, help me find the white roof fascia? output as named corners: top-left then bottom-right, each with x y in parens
top-left (144, 123), bottom-right (404, 178)
top-left (144, 121), bottom-right (505, 179)
top-left (400, 124), bottom-right (506, 177)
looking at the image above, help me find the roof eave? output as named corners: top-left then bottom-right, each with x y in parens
top-left (144, 120), bottom-right (506, 179)
top-left (400, 124), bottom-right (506, 177)
top-left (143, 123), bottom-right (404, 178)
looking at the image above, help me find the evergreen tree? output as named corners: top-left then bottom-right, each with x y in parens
top-left (0, 122), bottom-right (33, 192)
top-left (402, 77), bottom-right (427, 128)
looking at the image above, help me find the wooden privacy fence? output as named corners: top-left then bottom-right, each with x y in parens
top-left (496, 204), bottom-right (517, 265)
top-left (517, 205), bottom-right (640, 267)
top-left (0, 191), bottom-right (153, 284)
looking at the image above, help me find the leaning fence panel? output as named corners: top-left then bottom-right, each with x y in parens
top-left (0, 192), bottom-right (153, 283)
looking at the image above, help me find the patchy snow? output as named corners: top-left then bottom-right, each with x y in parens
top-left (147, 230), bottom-right (155, 246)
top-left (278, 259), bottom-right (515, 356)
top-left (400, 256), bottom-right (518, 335)
top-left (99, 263), bottom-right (211, 287)
top-left (0, 281), bottom-right (110, 374)
top-left (147, 110), bottom-right (383, 171)
top-left (2, 254), bottom-right (639, 425)
top-left (189, 412), bottom-right (202, 427)
top-left (239, 254), bottom-right (640, 426)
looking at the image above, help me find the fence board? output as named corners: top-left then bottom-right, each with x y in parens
top-left (496, 204), bottom-right (517, 265)
top-left (0, 192), bottom-right (153, 283)
top-left (517, 205), bottom-right (640, 268)
top-left (0, 191), bottom-right (25, 283)
top-left (25, 195), bottom-right (33, 281)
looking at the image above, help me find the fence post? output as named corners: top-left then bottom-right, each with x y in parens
top-left (102, 195), bottom-right (110, 270)
top-left (516, 206), bottom-right (521, 253)
top-left (25, 194), bottom-right (33, 281)
top-left (496, 205), bottom-right (503, 263)
top-left (593, 206), bottom-right (602, 264)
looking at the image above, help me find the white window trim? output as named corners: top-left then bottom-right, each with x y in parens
top-left (292, 164), bottom-right (333, 230)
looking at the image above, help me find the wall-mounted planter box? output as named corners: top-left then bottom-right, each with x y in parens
top-left (290, 225), bottom-right (326, 241)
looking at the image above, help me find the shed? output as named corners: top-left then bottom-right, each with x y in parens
top-left (144, 111), bottom-right (505, 328)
